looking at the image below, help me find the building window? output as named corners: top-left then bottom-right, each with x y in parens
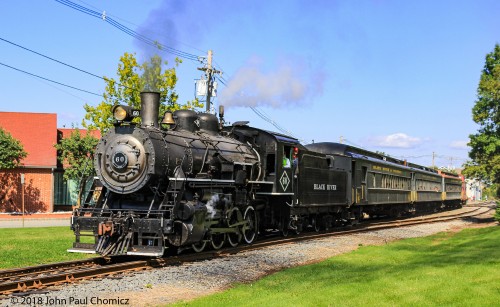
top-left (53, 172), bottom-right (79, 206)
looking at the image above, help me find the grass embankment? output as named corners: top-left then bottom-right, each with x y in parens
top-left (178, 226), bottom-right (500, 306)
top-left (0, 227), bottom-right (92, 269)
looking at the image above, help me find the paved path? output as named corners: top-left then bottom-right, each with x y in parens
top-left (0, 213), bottom-right (72, 228)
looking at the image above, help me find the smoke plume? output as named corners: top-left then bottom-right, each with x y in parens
top-left (134, 0), bottom-right (206, 61)
top-left (219, 56), bottom-right (326, 108)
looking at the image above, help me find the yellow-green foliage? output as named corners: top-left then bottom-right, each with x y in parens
top-left (83, 52), bottom-right (203, 133)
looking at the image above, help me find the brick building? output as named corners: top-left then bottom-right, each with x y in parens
top-left (0, 112), bottom-right (99, 213)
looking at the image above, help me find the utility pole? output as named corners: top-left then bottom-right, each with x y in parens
top-left (197, 50), bottom-right (221, 112)
top-left (432, 152), bottom-right (435, 168)
top-left (21, 173), bottom-right (25, 227)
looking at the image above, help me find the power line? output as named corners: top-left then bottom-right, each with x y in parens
top-left (216, 75), bottom-right (304, 142)
top-left (74, 0), bottom-right (207, 55)
top-left (0, 61), bottom-right (101, 97)
top-left (343, 139), bottom-right (365, 149)
top-left (55, 0), bottom-right (201, 61)
top-left (0, 36), bottom-right (139, 93)
top-left (400, 154), bottom-right (467, 161)
top-left (0, 36), bottom-right (104, 81)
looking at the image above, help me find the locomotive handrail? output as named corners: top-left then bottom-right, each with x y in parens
top-left (73, 208), bottom-right (170, 218)
top-left (248, 142), bottom-right (262, 181)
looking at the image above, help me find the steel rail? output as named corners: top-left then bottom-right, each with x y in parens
top-left (0, 257), bottom-right (114, 281)
top-left (0, 260), bottom-right (148, 295)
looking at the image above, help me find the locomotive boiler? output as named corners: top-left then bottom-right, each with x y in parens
top-left (69, 91), bottom-right (467, 257)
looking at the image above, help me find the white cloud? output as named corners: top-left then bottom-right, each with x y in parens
top-left (367, 133), bottom-right (423, 149)
top-left (449, 140), bottom-right (469, 149)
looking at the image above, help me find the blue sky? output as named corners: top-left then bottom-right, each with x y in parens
top-left (1, 0), bottom-right (499, 169)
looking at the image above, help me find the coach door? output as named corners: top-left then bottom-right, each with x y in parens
top-left (410, 172), bottom-right (417, 202)
top-left (361, 166), bottom-right (368, 202)
top-left (352, 161), bottom-right (367, 204)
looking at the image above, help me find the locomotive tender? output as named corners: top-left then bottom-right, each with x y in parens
top-left (69, 92), bottom-right (466, 256)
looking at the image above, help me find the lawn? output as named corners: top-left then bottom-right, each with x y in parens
top-left (0, 227), bottom-right (93, 269)
top-left (176, 226), bottom-right (500, 306)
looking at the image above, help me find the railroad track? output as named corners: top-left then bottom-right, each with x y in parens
top-left (0, 205), bottom-right (494, 297)
top-left (0, 256), bottom-right (149, 296)
top-left (0, 251), bottom-right (225, 296)
top-left (220, 205), bottom-right (494, 255)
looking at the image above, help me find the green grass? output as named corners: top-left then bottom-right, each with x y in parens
top-left (175, 226), bottom-right (500, 306)
top-left (0, 227), bottom-right (93, 269)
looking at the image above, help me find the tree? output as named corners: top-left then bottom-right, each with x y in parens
top-left (54, 129), bottom-right (98, 181)
top-left (463, 44), bottom-right (500, 197)
top-left (0, 126), bottom-right (27, 169)
top-left (82, 52), bottom-right (203, 132)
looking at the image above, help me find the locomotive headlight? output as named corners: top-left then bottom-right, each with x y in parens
top-left (113, 105), bottom-right (128, 121)
top-left (112, 105), bottom-right (140, 122)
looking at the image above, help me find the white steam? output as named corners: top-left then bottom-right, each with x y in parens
top-left (205, 194), bottom-right (220, 219)
top-left (220, 56), bottom-right (326, 108)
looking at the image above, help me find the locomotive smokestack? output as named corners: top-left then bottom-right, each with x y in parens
top-left (140, 92), bottom-right (160, 128)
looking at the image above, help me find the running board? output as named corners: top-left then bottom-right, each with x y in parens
top-left (67, 248), bottom-right (97, 254)
top-left (127, 251), bottom-right (164, 257)
top-left (127, 246), bottom-right (165, 257)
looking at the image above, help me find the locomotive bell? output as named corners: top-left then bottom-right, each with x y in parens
top-left (161, 111), bottom-right (175, 125)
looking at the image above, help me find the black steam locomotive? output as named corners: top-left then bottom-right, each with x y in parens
top-left (69, 92), bottom-right (466, 256)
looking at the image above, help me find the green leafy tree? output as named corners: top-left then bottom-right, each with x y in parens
top-left (82, 52), bottom-right (203, 132)
top-left (495, 201), bottom-right (500, 221)
top-left (463, 44), bottom-right (500, 197)
top-left (54, 129), bottom-right (98, 181)
top-left (0, 126), bottom-right (27, 169)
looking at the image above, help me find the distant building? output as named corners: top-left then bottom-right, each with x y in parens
top-left (440, 168), bottom-right (483, 201)
top-left (466, 178), bottom-right (484, 201)
top-left (0, 112), bottom-right (99, 213)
